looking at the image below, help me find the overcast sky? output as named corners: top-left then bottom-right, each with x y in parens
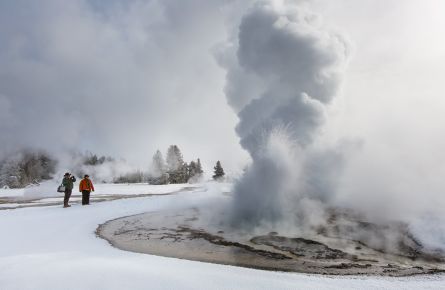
top-left (1, 0), bottom-right (444, 179)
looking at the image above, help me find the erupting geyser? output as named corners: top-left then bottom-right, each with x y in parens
top-left (218, 1), bottom-right (349, 227)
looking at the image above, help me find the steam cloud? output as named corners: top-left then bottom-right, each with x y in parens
top-left (0, 0), bottom-right (243, 170)
top-left (218, 1), bottom-right (349, 228)
top-left (218, 1), bottom-right (445, 254)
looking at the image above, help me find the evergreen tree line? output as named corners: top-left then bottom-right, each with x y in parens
top-left (70, 151), bottom-right (116, 179)
top-left (0, 147), bottom-right (225, 188)
top-left (0, 150), bottom-right (57, 189)
top-left (148, 145), bottom-right (204, 184)
top-left (82, 153), bottom-right (115, 166)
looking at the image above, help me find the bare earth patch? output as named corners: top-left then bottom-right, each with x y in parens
top-left (97, 208), bottom-right (445, 276)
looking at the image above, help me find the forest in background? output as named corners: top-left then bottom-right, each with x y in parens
top-left (0, 146), bottom-right (225, 189)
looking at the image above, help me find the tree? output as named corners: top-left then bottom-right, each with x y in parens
top-left (178, 162), bottom-right (189, 183)
top-left (213, 161), bottom-right (225, 181)
top-left (187, 158), bottom-right (204, 183)
top-left (196, 158), bottom-right (203, 175)
top-left (148, 150), bottom-right (168, 185)
top-left (0, 150), bottom-right (57, 188)
top-left (150, 150), bottom-right (166, 177)
top-left (188, 161), bottom-right (197, 179)
top-left (166, 145), bottom-right (184, 172)
top-left (37, 153), bottom-right (57, 180)
top-left (166, 145), bottom-right (187, 184)
top-left (0, 156), bottom-right (22, 188)
top-left (84, 153), bottom-right (99, 166)
top-left (98, 156), bottom-right (106, 164)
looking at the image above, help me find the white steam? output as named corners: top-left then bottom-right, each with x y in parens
top-left (218, 1), bottom-right (445, 253)
top-left (218, 1), bottom-right (349, 228)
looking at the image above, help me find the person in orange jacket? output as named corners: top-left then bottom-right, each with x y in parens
top-left (79, 174), bottom-right (95, 205)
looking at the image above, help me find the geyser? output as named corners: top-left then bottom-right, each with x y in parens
top-left (218, 1), bottom-right (349, 227)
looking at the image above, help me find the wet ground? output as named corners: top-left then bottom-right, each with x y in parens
top-left (97, 208), bottom-right (445, 276)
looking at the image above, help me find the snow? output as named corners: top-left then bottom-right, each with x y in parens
top-left (0, 182), bottom-right (444, 290)
top-left (0, 180), bottom-right (199, 199)
top-left (0, 203), bottom-right (29, 208)
top-left (0, 187), bottom-right (26, 198)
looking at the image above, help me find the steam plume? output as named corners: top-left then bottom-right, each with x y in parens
top-left (218, 1), bottom-right (349, 227)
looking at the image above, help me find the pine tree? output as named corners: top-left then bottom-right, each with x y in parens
top-left (84, 153), bottom-right (99, 165)
top-left (150, 150), bottom-right (166, 178)
top-left (38, 153), bottom-right (57, 180)
top-left (187, 158), bottom-right (204, 183)
top-left (0, 156), bottom-right (22, 188)
top-left (166, 145), bottom-right (184, 172)
top-left (213, 161), bottom-right (225, 181)
top-left (178, 162), bottom-right (189, 183)
top-left (166, 145), bottom-right (186, 184)
top-left (148, 150), bottom-right (168, 184)
top-left (196, 158), bottom-right (203, 175)
top-left (0, 150), bottom-right (57, 188)
top-left (98, 156), bottom-right (106, 164)
top-left (188, 161), bottom-right (197, 179)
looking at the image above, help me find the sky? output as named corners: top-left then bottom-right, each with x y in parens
top-left (309, 0), bottom-right (445, 219)
top-left (0, 0), bottom-right (445, 180)
top-left (0, 0), bottom-right (250, 173)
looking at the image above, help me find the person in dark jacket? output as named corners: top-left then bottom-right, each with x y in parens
top-left (79, 174), bottom-right (95, 205)
top-left (62, 172), bottom-right (76, 208)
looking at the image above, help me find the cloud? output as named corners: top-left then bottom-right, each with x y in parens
top-left (0, 0), bottom-right (246, 171)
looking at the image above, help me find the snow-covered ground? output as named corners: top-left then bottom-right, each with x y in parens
top-left (0, 180), bottom-right (197, 199)
top-left (0, 182), bottom-right (444, 290)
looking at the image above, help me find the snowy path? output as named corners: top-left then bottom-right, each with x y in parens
top-left (0, 183), bottom-right (444, 290)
